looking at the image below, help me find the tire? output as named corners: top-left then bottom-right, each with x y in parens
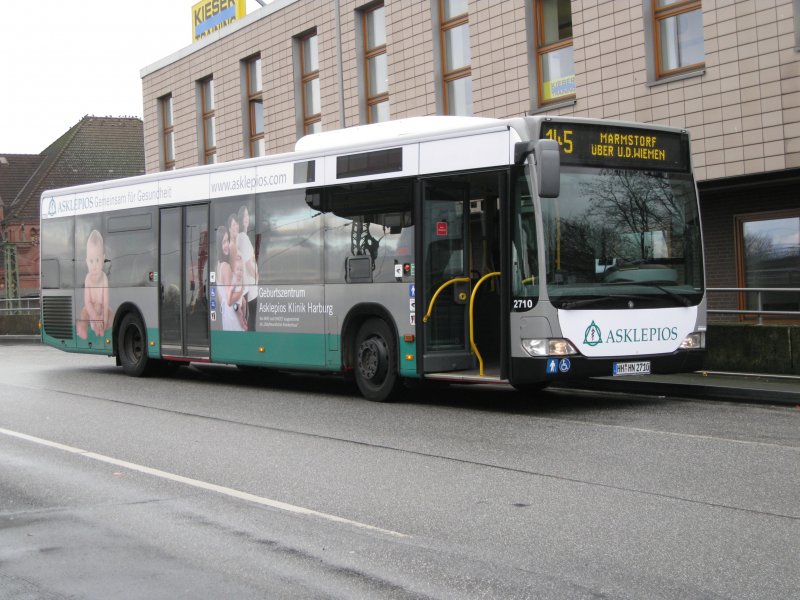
top-left (117, 313), bottom-right (153, 377)
top-left (354, 318), bottom-right (401, 402)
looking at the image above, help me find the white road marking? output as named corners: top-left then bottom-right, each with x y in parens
top-left (0, 427), bottom-right (409, 538)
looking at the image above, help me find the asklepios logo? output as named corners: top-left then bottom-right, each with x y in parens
top-left (583, 320), bottom-right (602, 346)
top-left (47, 198), bottom-right (57, 217)
top-left (583, 319), bottom-right (679, 346)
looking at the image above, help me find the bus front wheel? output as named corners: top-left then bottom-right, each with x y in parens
top-left (118, 313), bottom-right (152, 377)
top-left (354, 318), bottom-right (401, 402)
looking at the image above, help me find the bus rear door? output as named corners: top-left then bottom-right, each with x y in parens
top-left (159, 204), bottom-right (210, 360)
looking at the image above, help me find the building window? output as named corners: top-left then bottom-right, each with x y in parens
top-left (160, 95), bottom-right (175, 171)
top-left (736, 211), bottom-right (800, 319)
top-left (364, 3), bottom-right (389, 123)
top-left (653, 0), bottom-right (703, 78)
top-left (535, 0), bottom-right (575, 105)
top-left (245, 56), bottom-right (265, 157)
top-left (300, 31), bottom-right (321, 134)
top-left (199, 77), bottom-right (217, 164)
top-left (439, 0), bottom-right (472, 116)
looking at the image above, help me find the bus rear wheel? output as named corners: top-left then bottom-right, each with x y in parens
top-left (354, 318), bottom-right (401, 402)
top-left (118, 313), bottom-right (152, 377)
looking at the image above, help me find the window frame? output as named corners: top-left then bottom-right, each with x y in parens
top-left (438, 0), bottom-right (472, 116)
top-left (363, 3), bottom-right (389, 123)
top-left (534, 0), bottom-right (575, 107)
top-left (734, 208), bottom-right (800, 322)
top-left (652, 0), bottom-right (704, 80)
top-left (245, 55), bottom-right (265, 157)
top-left (300, 31), bottom-right (321, 135)
top-left (160, 95), bottom-right (175, 171)
top-left (199, 77), bottom-right (217, 165)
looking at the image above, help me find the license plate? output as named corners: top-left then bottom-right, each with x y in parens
top-left (613, 361), bottom-right (651, 376)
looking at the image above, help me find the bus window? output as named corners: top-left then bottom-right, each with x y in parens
top-left (41, 217), bottom-right (75, 289)
top-left (256, 190), bottom-right (322, 284)
top-left (104, 209), bottom-right (157, 287)
top-left (322, 180), bottom-right (414, 284)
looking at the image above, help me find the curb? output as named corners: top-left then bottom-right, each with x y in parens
top-left (0, 335), bottom-right (41, 344)
top-left (553, 377), bottom-right (800, 406)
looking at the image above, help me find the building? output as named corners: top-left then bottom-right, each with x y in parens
top-left (140, 0), bottom-right (799, 319)
top-left (0, 116), bottom-right (145, 298)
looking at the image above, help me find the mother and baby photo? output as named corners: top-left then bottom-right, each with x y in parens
top-left (214, 204), bottom-right (258, 331)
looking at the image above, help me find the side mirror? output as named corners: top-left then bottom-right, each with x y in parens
top-left (534, 139), bottom-right (560, 198)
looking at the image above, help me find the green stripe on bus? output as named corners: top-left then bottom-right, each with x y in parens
top-left (210, 331), bottom-right (331, 368)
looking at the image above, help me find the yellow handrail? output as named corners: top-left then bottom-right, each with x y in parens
top-left (422, 277), bottom-right (469, 323)
top-left (469, 272), bottom-right (501, 376)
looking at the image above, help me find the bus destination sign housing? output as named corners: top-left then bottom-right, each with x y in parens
top-left (541, 122), bottom-right (690, 172)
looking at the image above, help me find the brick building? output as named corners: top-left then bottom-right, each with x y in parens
top-left (140, 0), bottom-right (799, 318)
top-left (0, 116), bottom-right (145, 297)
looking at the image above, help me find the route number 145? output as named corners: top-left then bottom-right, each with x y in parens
top-left (544, 128), bottom-right (573, 154)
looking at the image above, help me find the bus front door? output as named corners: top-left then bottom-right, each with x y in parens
top-left (420, 182), bottom-right (474, 373)
top-left (159, 204), bottom-right (210, 360)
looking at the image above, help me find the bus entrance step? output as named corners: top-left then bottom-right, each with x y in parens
top-left (425, 371), bottom-right (505, 384)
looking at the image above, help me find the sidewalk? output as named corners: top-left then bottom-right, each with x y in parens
top-left (555, 371), bottom-right (800, 406)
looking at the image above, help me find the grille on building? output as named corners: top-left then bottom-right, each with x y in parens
top-left (42, 296), bottom-right (73, 340)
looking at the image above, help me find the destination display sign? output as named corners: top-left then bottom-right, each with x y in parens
top-left (541, 122), bottom-right (690, 172)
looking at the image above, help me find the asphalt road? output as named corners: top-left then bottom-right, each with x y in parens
top-left (1, 343), bottom-right (798, 599)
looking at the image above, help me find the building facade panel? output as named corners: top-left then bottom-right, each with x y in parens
top-left (140, 0), bottom-right (800, 319)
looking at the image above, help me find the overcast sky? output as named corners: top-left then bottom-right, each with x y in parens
top-left (0, 0), bottom-right (266, 154)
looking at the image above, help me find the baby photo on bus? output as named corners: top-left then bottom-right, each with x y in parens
top-left (76, 229), bottom-right (115, 339)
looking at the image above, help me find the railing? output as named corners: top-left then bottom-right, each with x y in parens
top-left (0, 297), bottom-right (40, 316)
top-left (706, 288), bottom-right (800, 325)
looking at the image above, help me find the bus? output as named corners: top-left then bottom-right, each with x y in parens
top-left (40, 115), bottom-right (706, 401)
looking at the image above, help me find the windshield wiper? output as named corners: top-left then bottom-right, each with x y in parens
top-left (558, 294), bottom-right (651, 310)
top-left (648, 283), bottom-right (693, 306)
top-left (610, 281), bottom-right (693, 307)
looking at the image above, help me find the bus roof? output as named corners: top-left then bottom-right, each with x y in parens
top-left (294, 116), bottom-right (506, 153)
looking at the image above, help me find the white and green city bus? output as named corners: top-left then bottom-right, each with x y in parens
top-left (40, 115), bottom-right (706, 401)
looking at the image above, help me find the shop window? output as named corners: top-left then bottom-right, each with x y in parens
top-left (534, 0), bottom-right (575, 105)
top-left (439, 0), bottom-right (472, 116)
top-left (736, 211), bottom-right (800, 318)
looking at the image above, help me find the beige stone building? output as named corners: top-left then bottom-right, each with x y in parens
top-left (141, 0), bottom-right (800, 317)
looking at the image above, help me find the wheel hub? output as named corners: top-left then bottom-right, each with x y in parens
top-left (358, 338), bottom-right (387, 382)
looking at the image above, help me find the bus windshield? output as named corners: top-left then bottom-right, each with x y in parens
top-left (542, 166), bottom-right (704, 309)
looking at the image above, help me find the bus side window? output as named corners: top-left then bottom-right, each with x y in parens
top-left (323, 179), bottom-right (414, 284)
top-left (105, 210), bottom-right (157, 287)
top-left (256, 190), bottom-right (323, 284)
top-left (41, 217), bottom-right (75, 289)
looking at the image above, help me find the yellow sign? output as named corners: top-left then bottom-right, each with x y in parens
top-left (192, 0), bottom-right (246, 42)
top-left (542, 75), bottom-right (576, 102)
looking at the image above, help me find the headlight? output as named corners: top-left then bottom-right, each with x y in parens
top-left (521, 338), bottom-right (578, 357)
top-left (679, 331), bottom-right (705, 350)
